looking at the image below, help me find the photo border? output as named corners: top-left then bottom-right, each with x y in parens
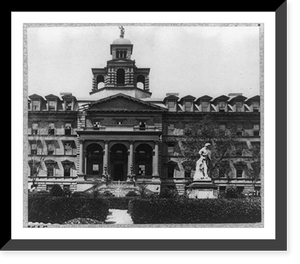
top-left (5, 2), bottom-right (287, 251)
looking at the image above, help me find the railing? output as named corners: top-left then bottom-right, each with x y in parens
top-left (84, 125), bottom-right (160, 132)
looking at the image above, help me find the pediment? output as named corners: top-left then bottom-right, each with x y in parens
top-left (87, 93), bottom-right (165, 112)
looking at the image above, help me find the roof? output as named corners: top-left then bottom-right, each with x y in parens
top-left (112, 37), bottom-right (131, 45)
top-left (245, 95), bottom-right (260, 105)
top-left (179, 95), bottom-right (196, 103)
top-left (211, 95), bottom-right (230, 104)
top-left (228, 95), bottom-right (247, 105)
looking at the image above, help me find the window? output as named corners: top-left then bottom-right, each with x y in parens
top-left (138, 165), bottom-right (146, 176)
top-left (93, 121), bottom-right (101, 129)
top-left (47, 143), bottom-right (55, 155)
top-left (64, 141), bottom-right (73, 155)
top-left (32, 123), bottom-right (38, 135)
top-left (48, 100), bottom-right (56, 111)
top-left (65, 100), bottom-right (72, 111)
top-left (32, 100), bottom-right (40, 111)
top-left (65, 123), bottom-right (72, 135)
top-left (167, 143), bottom-right (175, 154)
top-left (185, 101), bottom-right (192, 111)
top-left (31, 143), bottom-right (37, 155)
top-left (139, 121), bottom-right (146, 130)
top-left (29, 164), bottom-right (38, 177)
top-left (48, 123), bottom-right (55, 135)
top-left (116, 120), bottom-right (123, 125)
top-left (219, 101), bottom-right (226, 112)
top-left (116, 68), bottom-right (125, 85)
top-left (253, 124), bottom-right (260, 136)
top-left (167, 164), bottom-right (175, 178)
top-left (253, 101), bottom-right (260, 112)
top-left (202, 101), bottom-right (209, 112)
top-left (236, 166), bottom-right (243, 177)
top-left (236, 101), bottom-right (243, 112)
top-left (63, 164), bottom-right (71, 177)
top-left (236, 123), bottom-right (243, 136)
top-left (47, 164), bottom-right (54, 177)
top-left (167, 101), bottom-right (176, 111)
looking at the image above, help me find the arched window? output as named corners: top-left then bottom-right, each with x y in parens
top-left (117, 69), bottom-right (125, 85)
top-left (97, 75), bottom-right (105, 89)
top-left (137, 75), bottom-right (145, 89)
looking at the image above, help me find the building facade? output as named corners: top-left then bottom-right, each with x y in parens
top-left (27, 30), bottom-right (261, 196)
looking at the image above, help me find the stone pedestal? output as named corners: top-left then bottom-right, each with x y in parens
top-left (186, 180), bottom-right (218, 199)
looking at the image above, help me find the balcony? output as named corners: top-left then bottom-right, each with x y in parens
top-left (83, 125), bottom-right (161, 132)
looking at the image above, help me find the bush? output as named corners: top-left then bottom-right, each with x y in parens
top-left (128, 197), bottom-right (261, 224)
top-left (225, 187), bottom-right (245, 198)
top-left (50, 184), bottom-right (65, 197)
top-left (99, 191), bottom-right (115, 197)
top-left (125, 191), bottom-right (139, 197)
top-left (28, 196), bottom-right (109, 224)
top-left (104, 197), bottom-right (139, 209)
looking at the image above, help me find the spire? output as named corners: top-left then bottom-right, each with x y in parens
top-left (118, 26), bottom-right (125, 38)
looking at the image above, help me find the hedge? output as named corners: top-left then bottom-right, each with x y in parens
top-left (128, 197), bottom-right (261, 224)
top-left (28, 196), bottom-right (109, 224)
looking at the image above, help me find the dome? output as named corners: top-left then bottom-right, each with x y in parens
top-left (112, 37), bottom-right (131, 45)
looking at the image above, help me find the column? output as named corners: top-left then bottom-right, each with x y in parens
top-left (102, 141), bottom-right (109, 177)
top-left (127, 141), bottom-right (134, 179)
top-left (152, 141), bottom-right (159, 177)
top-left (78, 140), bottom-right (84, 175)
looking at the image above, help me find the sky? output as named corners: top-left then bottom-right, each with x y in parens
top-left (26, 24), bottom-right (261, 100)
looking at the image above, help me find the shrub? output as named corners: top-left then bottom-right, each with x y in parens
top-left (225, 187), bottom-right (245, 198)
top-left (125, 191), bottom-right (139, 197)
top-left (28, 196), bottom-right (109, 224)
top-left (50, 184), bottom-right (64, 197)
top-left (128, 197), bottom-right (261, 224)
top-left (99, 191), bottom-right (115, 197)
top-left (104, 197), bottom-right (139, 209)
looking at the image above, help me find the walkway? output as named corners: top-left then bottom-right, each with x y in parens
top-left (105, 209), bottom-right (134, 225)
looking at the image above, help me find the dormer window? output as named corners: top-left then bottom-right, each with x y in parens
top-left (48, 100), bottom-right (56, 111)
top-left (65, 100), bottom-right (72, 111)
top-left (185, 101), bottom-right (193, 112)
top-left (167, 101), bottom-right (176, 111)
top-left (236, 101), bottom-right (243, 112)
top-left (202, 101), bottom-right (209, 112)
top-left (253, 101), bottom-right (260, 112)
top-left (219, 101), bottom-right (226, 112)
top-left (32, 100), bottom-right (40, 111)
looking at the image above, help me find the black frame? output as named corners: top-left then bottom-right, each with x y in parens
top-left (5, 2), bottom-right (287, 251)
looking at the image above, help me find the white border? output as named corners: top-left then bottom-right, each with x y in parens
top-left (11, 12), bottom-right (275, 240)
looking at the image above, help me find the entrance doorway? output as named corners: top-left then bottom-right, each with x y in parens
top-left (86, 143), bottom-right (103, 176)
top-left (110, 143), bottom-right (128, 181)
top-left (114, 164), bottom-right (125, 181)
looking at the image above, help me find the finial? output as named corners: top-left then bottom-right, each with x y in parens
top-left (118, 26), bottom-right (125, 38)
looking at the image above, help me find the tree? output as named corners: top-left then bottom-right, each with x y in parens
top-left (29, 127), bottom-right (58, 191)
top-left (175, 115), bottom-right (251, 179)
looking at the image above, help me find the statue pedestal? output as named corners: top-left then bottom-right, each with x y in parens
top-left (186, 180), bottom-right (218, 199)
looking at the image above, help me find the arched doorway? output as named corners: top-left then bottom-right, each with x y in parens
top-left (86, 143), bottom-right (103, 176)
top-left (135, 143), bottom-right (153, 177)
top-left (110, 143), bottom-right (128, 181)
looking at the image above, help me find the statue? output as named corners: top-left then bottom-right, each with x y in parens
top-left (193, 143), bottom-right (211, 181)
top-left (119, 26), bottom-right (125, 38)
